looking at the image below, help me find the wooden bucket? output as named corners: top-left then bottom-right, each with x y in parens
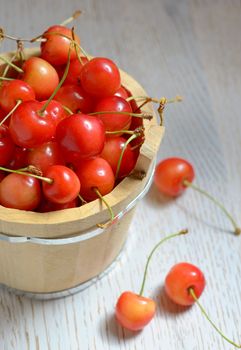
top-left (0, 49), bottom-right (164, 298)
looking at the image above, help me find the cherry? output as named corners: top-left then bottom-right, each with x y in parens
top-left (165, 262), bottom-right (241, 348)
top-left (94, 96), bottom-right (132, 134)
top-left (0, 79), bottom-right (35, 113)
top-left (42, 165), bottom-right (80, 204)
top-left (41, 25), bottom-right (81, 66)
top-left (55, 84), bottom-right (93, 114)
top-left (115, 292), bottom-right (156, 331)
top-left (37, 198), bottom-right (78, 212)
top-left (115, 230), bottom-right (188, 331)
top-left (0, 173), bottom-right (41, 210)
top-left (154, 157), bottom-right (195, 197)
top-left (40, 99), bottom-right (68, 126)
top-left (100, 137), bottom-right (136, 178)
top-left (21, 57), bottom-right (59, 100)
top-left (75, 157), bottom-right (115, 202)
top-left (7, 146), bottom-right (28, 170)
top-left (9, 100), bottom-right (56, 148)
top-left (165, 262), bottom-right (205, 306)
top-left (154, 157), bottom-right (240, 235)
top-left (114, 86), bottom-right (129, 100)
top-left (0, 125), bottom-right (15, 166)
top-left (56, 114), bottom-right (105, 162)
top-left (63, 57), bottom-right (88, 85)
top-left (27, 141), bottom-right (65, 175)
top-left (80, 57), bottom-right (121, 97)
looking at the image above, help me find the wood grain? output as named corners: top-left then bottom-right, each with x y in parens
top-left (0, 0), bottom-right (241, 349)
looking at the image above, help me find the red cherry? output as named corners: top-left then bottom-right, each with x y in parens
top-left (9, 100), bottom-right (56, 148)
top-left (100, 137), bottom-right (136, 178)
top-left (75, 157), bottom-right (115, 201)
top-left (56, 114), bottom-right (105, 162)
top-left (41, 25), bottom-right (81, 66)
top-left (114, 86), bottom-right (129, 100)
top-left (165, 262), bottom-right (206, 306)
top-left (42, 165), bottom-right (80, 204)
top-left (115, 292), bottom-right (156, 331)
top-left (63, 57), bottom-right (88, 85)
top-left (0, 79), bottom-right (35, 113)
top-left (55, 85), bottom-right (93, 114)
top-left (94, 96), bottom-right (132, 134)
top-left (21, 57), bottom-right (59, 100)
top-left (37, 198), bottom-right (78, 212)
top-left (80, 57), bottom-right (121, 97)
top-left (0, 173), bottom-right (41, 210)
top-left (154, 158), bottom-right (195, 197)
top-left (27, 141), bottom-right (65, 174)
top-left (0, 125), bottom-right (15, 166)
top-left (7, 147), bottom-right (28, 170)
top-left (40, 100), bottom-right (68, 126)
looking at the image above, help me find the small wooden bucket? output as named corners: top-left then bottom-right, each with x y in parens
top-left (0, 49), bottom-right (164, 299)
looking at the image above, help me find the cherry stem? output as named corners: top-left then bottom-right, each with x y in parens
top-left (0, 28), bottom-right (34, 43)
top-left (71, 27), bottom-right (83, 65)
top-left (62, 104), bottom-right (73, 115)
top-left (115, 133), bottom-right (140, 180)
top-left (0, 99), bottom-right (22, 126)
top-left (105, 127), bottom-right (144, 136)
top-left (60, 10), bottom-right (82, 26)
top-left (38, 42), bottom-right (72, 115)
top-left (183, 180), bottom-right (241, 235)
top-left (89, 111), bottom-right (153, 120)
top-left (0, 77), bottom-right (14, 81)
top-left (139, 229), bottom-right (188, 296)
top-left (92, 187), bottom-right (115, 228)
top-left (126, 95), bottom-right (183, 104)
top-left (189, 288), bottom-right (241, 348)
top-left (0, 56), bottom-right (23, 74)
top-left (0, 166), bottom-right (53, 184)
top-left (2, 48), bottom-right (20, 78)
top-left (78, 194), bottom-right (87, 204)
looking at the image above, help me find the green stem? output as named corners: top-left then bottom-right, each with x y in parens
top-left (92, 187), bottom-right (114, 228)
top-left (0, 99), bottom-right (22, 126)
top-left (0, 77), bottom-right (14, 81)
top-left (38, 43), bottom-right (72, 114)
top-left (189, 288), bottom-right (241, 348)
top-left (0, 56), bottom-right (23, 73)
top-left (139, 229), bottom-right (188, 296)
top-left (115, 133), bottom-right (139, 180)
top-left (183, 180), bottom-right (241, 235)
top-left (0, 166), bottom-right (53, 184)
top-left (89, 110), bottom-right (153, 120)
top-left (78, 194), bottom-right (87, 204)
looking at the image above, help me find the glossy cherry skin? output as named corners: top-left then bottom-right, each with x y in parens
top-left (0, 125), bottom-right (15, 166)
top-left (115, 291), bottom-right (156, 331)
top-left (42, 165), bottom-right (80, 204)
top-left (100, 137), bottom-right (136, 178)
top-left (0, 173), bottom-right (41, 210)
top-left (21, 57), bottom-right (59, 100)
top-left (165, 262), bottom-right (206, 306)
top-left (55, 85), bottom-right (93, 114)
top-left (154, 158), bottom-right (195, 197)
top-left (27, 141), bottom-right (65, 175)
top-left (41, 25), bottom-right (81, 66)
top-left (9, 100), bottom-right (56, 148)
top-left (40, 100), bottom-right (68, 126)
top-left (63, 57), bottom-right (89, 85)
top-left (114, 86), bottom-right (129, 100)
top-left (75, 157), bottom-right (115, 202)
top-left (80, 57), bottom-right (121, 97)
top-left (94, 96), bottom-right (132, 134)
top-left (56, 114), bottom-right (105, 162)
top-left (7, 147), bottom-right (28, 170)
top-left (0, 80), bottom-right (35, 113)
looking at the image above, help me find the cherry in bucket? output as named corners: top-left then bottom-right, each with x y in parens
top-left (154, 157), bottom-right (240, 235)
top-left (115, 229), bottom-right (188, 331)
top-left (165, 262), bottom-right (241, 348)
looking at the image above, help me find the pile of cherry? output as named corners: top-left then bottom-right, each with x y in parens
top-left (0, 14), bottom-right (240, 348)
top-left (0, 24), bottom-right (144, 213)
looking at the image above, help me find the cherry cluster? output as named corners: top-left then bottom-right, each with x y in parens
top-left (0, 22), bottom-right (144, 213)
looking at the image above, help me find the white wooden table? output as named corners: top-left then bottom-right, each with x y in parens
top-left (0, 1), bottom-right (241, 349)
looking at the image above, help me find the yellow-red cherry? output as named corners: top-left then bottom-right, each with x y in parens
top-left (115, 291), bottom-right (156, 331)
